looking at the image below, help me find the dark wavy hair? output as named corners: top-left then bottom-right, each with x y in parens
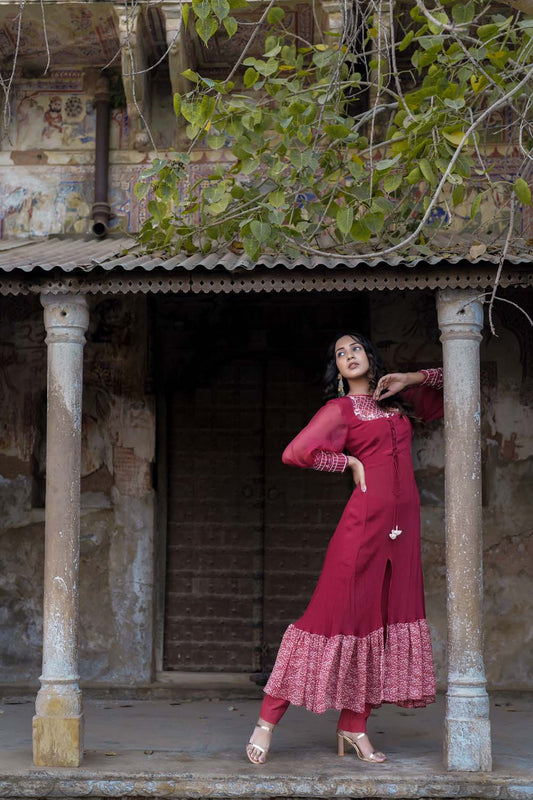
top-left (323, 332), bottom-right (411, 415)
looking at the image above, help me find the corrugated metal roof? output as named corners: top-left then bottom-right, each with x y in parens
top-left (0, 235), bottom-right (532, 273)
top-left (0, 236), bottom-right (136, 273)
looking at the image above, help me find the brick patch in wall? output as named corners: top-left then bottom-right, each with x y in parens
top-left (113, 445), bottom-right (151, 496)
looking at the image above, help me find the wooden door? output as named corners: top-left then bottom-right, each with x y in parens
top-left (262, 359), bottom-right (350, 673)
top-left (164, 358), bottom-right (264, 671)
top-left (161, 293), bottom-right (368, 673)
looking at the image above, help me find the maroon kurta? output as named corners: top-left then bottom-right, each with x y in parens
top-left (264, 370), bottom-right (443, 714)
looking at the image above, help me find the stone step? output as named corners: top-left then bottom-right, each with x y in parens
top-left (1, 771), bottom-right (533, 800)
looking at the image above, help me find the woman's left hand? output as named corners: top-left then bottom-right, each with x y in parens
top-left (373, 372), bottom-right (411, 401)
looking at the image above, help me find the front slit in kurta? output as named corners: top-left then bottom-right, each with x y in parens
top-left (264, 369), bottom-right (444, 714)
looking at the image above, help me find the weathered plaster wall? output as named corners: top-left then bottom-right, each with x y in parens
top-left (0, 295), bottom-right (155, 684)
top-left (0, 289), bottom-right (531, 688)
top-left (480, 307), bottom-right (533, 689)
top-left (370, 290), bottom-right (533, 689)
top-left (1, 66), bottom-right (531, 241)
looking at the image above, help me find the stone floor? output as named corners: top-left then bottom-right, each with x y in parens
top-left (0, 691), bottom-right (531, 799)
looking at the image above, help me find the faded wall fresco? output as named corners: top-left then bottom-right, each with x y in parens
top-left (0, 66), bottom-right (137, 238)
top-left (0, 164), bottom-right (149, 238)
top-left (370, 290), bottom-right (533, 689)
top-left (0, 295), bottom-right (155, 684)
top-left (7, 70), bottom-right (128, 152)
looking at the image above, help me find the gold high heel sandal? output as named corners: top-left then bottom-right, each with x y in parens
top-left (246, 722), bottom-right (274, 765)
top-left (337, 730), bottom-right (387, 763)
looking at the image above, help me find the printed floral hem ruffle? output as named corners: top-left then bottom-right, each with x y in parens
top-left (264, 620), bottom-right (435, 714)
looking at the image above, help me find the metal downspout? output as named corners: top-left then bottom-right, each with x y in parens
top-left (92, 75), bottom-right (111, 238)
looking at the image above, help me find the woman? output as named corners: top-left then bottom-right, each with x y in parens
top-left (246, 333), bottom-right (443, 765)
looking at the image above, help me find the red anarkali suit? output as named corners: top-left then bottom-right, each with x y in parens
top-left (264, 368), bottom-right (443, 714)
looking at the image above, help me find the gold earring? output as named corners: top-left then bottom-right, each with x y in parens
top-left (337, 373), bottom-right (345, 397)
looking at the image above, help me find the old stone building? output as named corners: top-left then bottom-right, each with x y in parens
top-left (0, 0), bottom-right (532, 773)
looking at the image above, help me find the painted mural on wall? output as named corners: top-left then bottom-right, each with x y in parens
top-left (15, 90), bottom-right (96, 150)
top-left (0, 164), bottom-right (144, 238)
top-left (4, 70), bottom-right (128, 152)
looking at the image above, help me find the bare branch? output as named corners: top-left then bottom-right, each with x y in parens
top-left (39, 0), bottom-right (50, 76)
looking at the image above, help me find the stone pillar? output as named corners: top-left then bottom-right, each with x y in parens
top-left (33, 293), bottom-right (89, 767)
top-left (437, 288), bottom-right (492, 772)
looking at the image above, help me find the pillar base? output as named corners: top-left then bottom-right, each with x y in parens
top-left (32, 714), bottom-right (84, 767)
top-left (444, 691), bottom-right (492, 772)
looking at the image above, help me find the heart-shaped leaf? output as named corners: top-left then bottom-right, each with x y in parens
top-left (223, 16), bottom-right (238, 37)
top-left (250, 220), bottom-right (272, 242)
top-left (267, 6), bottom-right (285, 25)
top-left (363, 211), bottom-right (384, 234)
top-left (196, 15), bottom-right (218, 44)
top-left (514, 177), bottom-right (532, 206)
top-left (244, 68), bottom-right (259, 88)
top-left (192, 0), bottom-right (211, 21)
top-left (452, 184), bottom-right (466, 205)
top-left (207, 134), bottom-right (226, 150)
top-left (336, 206), bottom-right (354, 235)
top-left (383, 173), bottom-right (402, 193)
top-left (268, 190), bottom-right (286, 208)
top-left (211, 0), bottom-right (230, 21)
top-left (350, 219), bottom-right (371, 242)
top-left (243, 236), bottom-right (260, 260)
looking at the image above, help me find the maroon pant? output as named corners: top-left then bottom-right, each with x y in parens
top-left (260, 559), bottom-right (391, 731)
top-left (260, 694), bottom-right (372, 732)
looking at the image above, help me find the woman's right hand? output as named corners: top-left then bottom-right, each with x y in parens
top-left (347, 456), bottom-right (366, 492)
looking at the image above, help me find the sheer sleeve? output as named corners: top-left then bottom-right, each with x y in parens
top-left (402, 368), bottom-right (444, 423)
top-left (282, 400), bottom-right (349, 473)
top-left (419, 368), bottom-right (443, 390)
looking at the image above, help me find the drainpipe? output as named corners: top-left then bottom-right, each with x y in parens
top-left (92, 75), bottom-right (111, 238)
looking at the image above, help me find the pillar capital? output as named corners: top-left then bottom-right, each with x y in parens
top-left (41, 293), bottom-right (89, 346)
top-left (437, 288), bottom-right (483, 343)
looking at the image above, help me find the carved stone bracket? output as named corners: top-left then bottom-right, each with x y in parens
top-left (319, 0), bottom-right (343, 36)
top-left (116, 5), bottom-right (151, 150)
top-left (161, 3), bottom-right (191, 101)
top-left (320, 0), bottom-right (343, 33)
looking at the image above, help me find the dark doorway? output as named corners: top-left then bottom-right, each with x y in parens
top-left (155, 293), bottom-right (370, 674)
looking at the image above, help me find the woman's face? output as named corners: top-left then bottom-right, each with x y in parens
top-left (335, 335), bottom-right (370, 381)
